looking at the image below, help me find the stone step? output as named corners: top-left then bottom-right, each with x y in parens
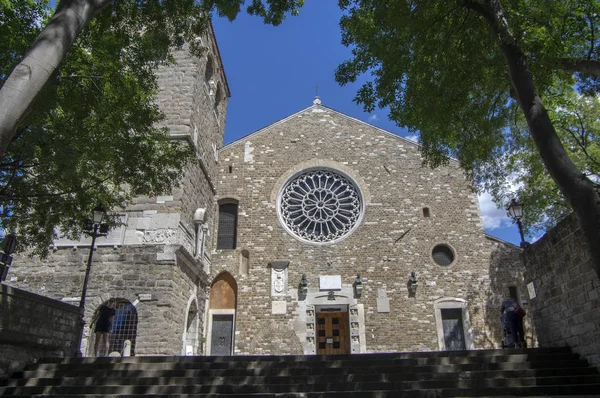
top-left (24, 353), bottom-right (583, 372)
top-left (17, 359), bottom-right (592, 378)
top-left (4, 372), bottom-right (600, 389)
top-left (2, 376), bottom-right (600, 395)
top-left (4, 394), bottom-right (600, 398)
top-left (1, 348), bottom-right (596, 397)
top-left (5, 366), bottom-right (599, 387)
top-left (33, 347), bottom-right (573, 366)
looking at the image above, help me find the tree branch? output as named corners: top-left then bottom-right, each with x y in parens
top-left (462, 0), bottom-right (600, 275)
top-left (558, 58), bottom-right (600, 77)
top-left (0, 0), bottom-right (111, 159)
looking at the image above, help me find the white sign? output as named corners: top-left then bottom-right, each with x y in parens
top-left (319, 275), bottom-right (342, 290)
top-left (138, 294), bottom-right (152, 301)
top-left (272, 300), bottom-right (287, 314)
top-left (185, 345), bottom-right (194, 356)
top-left (527, 282), bottom-right (537, 300)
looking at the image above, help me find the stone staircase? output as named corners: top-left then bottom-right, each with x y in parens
top-left (1, 347), bottom-right (599, 397)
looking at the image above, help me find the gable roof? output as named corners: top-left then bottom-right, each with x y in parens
top-left (219, 103), bottom-right (422, 152)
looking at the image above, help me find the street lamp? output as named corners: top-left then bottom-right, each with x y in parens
top-left (75, 205), bottom-right (109, 356)
top-left (0, 233), bottom-right (17, 282)
top-left (506, 199), bottom-right (529, 248)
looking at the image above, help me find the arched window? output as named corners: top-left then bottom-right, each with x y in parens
top-left (89, 298), bottom-right (138, 356)
top-left (205, 54), bottom-right (214, 85)
top-left (217, 202), bottom-right (238, 250)
top-left (182, 298), bottom-right (199, 355)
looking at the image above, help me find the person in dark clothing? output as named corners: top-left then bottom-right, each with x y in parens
top-left (500, 297), bottom-right (526, 348)
top-left (93, 299), bottom-right (116, 356)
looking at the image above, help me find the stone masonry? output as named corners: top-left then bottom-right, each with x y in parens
top-left (212, 103), bottom-right (527, 354)
top-left (523, 213), bottom-right (600, 367)
top-left (0, 285), bottom-right (80, 378)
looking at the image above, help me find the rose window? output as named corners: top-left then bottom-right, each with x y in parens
top-left (279, 170), bottom-right (362, 243)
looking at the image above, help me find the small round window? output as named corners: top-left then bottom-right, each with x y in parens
top-left (432, 244), bottom-right (454, 266)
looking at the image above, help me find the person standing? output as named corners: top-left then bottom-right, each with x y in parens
top-left (500, 297), bottom-right (526, 348)
top-left (93, 299), bottom-right (116, 356)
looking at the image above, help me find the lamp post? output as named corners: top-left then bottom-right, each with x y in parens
top-left (0, 233), bottom-right (17, 282)
top-left (506, 199), bottom-right (529, 248)
top-left (75, 205), bottom-right (109, 356)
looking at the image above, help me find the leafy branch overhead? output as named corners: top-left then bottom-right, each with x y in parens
top-left (0, 0), bottom-right (303, 255)
top-left (336, 0), bottom-right (600, 274)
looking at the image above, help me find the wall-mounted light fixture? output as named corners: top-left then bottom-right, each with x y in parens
top-left (354, 273), bottom-right (364, 297)
top-left (300, 274), bottom-right (308, 294)
top-left (408, 271), bottom-right (418, 295)
top-left (328, 290), bottom-right (336, 301)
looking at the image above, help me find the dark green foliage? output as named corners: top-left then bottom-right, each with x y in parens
top-left (0, 0), bottom-right (303, 255)
top-left (336, 0), bottom-right (599, 235)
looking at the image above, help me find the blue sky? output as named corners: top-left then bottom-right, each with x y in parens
top-left (212, 2), bottom-right (527, 246)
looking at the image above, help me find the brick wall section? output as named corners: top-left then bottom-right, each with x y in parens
top-left (522, 213), bottom-right (600, 366)
top-left (0, 285), bottom-right (80, 378)
top-left (8, 245), bottom-right (208, 356)
top-left (213, 105), bottom-right (526, 353)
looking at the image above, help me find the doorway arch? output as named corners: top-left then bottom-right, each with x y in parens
top-left (182, 295), bottom-right (200, 355)
top-left (206, 272), bottom-right (237, 355)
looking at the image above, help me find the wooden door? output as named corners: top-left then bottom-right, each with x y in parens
top-left (316, 312), bottom-right (349, 355)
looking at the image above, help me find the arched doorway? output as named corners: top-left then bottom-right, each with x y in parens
top-left (207, 272), bottom-right (237, 355)
top-left (88, 298), bottom-right (138, 356)
top-left (182, 297), bottom-right (199, 355)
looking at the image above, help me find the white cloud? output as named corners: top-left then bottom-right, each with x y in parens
top-left (405, 134), bottom-right (419, 143)
top-left (478, 192), bottom-right (513, 230)
top-left (368, 114), bottom-right (379, 122)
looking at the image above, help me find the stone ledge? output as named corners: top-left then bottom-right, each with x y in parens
top-left (1, 285), bottom-right (80, 314)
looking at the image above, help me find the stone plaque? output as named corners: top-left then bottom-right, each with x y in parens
top-left (270, 262), bottom-right (289, 297)
top-left (319, 275), bottom-right (341, 290)
top-left (377, 287), bottom-right (389, 312)
top-left (377, 297), bottom-right (390, 313)
top-left (272, 300), bottom-right (287, 314)
top-left (527, 282), bottom-right (536, 299)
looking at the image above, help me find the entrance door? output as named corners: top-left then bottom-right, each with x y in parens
top-left (210, 314), bottom-right (234, 355)
top-left (441, 308), bottom-right (466, 350)
top-left (316, 312), bottom-right (350, 355)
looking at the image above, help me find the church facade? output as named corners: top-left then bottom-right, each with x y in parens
top-left (7, 25), bottom-right (527, 357)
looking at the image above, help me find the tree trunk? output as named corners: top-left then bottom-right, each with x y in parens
top-left (0, 0), bottom-right (109, 159)
top-left (466, 0), bottom-right (600, 277)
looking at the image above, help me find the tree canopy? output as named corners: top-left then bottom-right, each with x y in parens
top-left (336, 0), bottom-right (600, 260)
top-left (0, 0), bottom-right (303, 255)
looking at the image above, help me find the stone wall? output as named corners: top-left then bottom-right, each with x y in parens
top-left (523, 213), bottom-right (600, 366)
top-left (0, 285), bottom-right (80, 378)
top-left (212, 104), bottom-right (527, 354)
top-left (7, 244), bottom-right (209, 356)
